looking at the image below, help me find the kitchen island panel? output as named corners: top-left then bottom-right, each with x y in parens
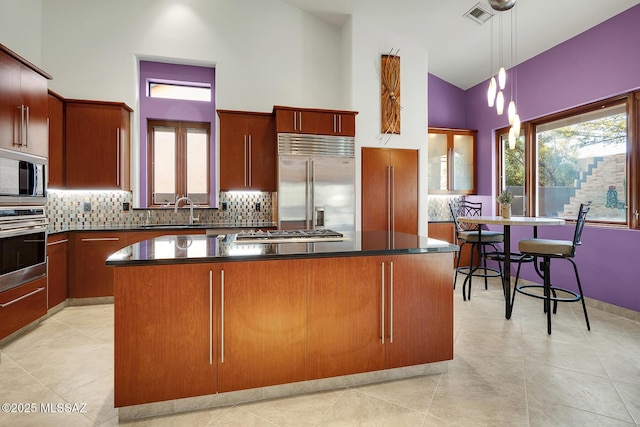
top-left (114, 264), bottom-right (217, 407)
top-left (218, 259), bottom-right (307, 392)
top-left (384, 253), bottom-right (454, 368)
top-left (307, 256), bottom-right (386, 380)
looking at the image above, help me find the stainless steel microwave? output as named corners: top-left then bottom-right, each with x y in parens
top-left (0, 148), bottom-right (47, 205)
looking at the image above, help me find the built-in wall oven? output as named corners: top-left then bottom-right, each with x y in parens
top-left (0, 207), bottom-right (47, 293)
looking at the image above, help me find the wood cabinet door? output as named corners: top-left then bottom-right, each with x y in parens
top-left (114, 264), bottom-right (217, 406)
top-left (384, 253), bottom-right (453, 368)
top-left (219, 111), bottom-right (275, 191)
top-left (217, 259), bottom-right (306, 392)
top-left (362, 147), bottom-right (417, 234)
top-left (248, 114), bottom-right (276, 191)
top-left (219, 112), bottom-right (249, 190)
top-left (315, 112), bottom-right (356, 136)
top-left (361, 147), bottom-right (391, 232)
top-left (48, 93), bottom-right (64, 187)
top-left (390, 149), bottom-right (418, 235)
top-left (0, 277), bottom-right (47, 340)
top-left (20, 67), bottom-right (48, 157)
top-left (307, 256), bottom-right (385, 380)
top-left (69, 232), bottom-right (127, 298)
top-left (47, 233), bottom-right (68, 308)
top-left (65, 102), bottom-right (128, 189)
top-left (0, 50), bottom-right (21, 151)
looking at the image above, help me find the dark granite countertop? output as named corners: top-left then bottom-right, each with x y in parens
top-left (106, 231), bottom-right (459, 266)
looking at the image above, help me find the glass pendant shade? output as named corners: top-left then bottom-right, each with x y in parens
top-left (498, 67), bottom-right (506, 90)
top-left (487, 77), bottom-right (497, 107)
top-left (508, 126), bottom-right (517, 149)
top-left (512, 113), bottom-right (521, 135)
top-left (508, 100), bottom-right (516, 124)
top-left (496, 91), bottom-right (504, 115)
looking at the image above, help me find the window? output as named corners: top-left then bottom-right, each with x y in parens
top-left (497, 95), bottom-right (632, 225)
top-left (148, 120), bottom-right (210, 207)
top-left (148, 81), bottom-right (211, 102)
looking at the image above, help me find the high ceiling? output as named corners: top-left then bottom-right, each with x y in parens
top-left (282, 0), bottom-right (640, 90)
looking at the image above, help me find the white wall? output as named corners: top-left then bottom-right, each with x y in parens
top-left (1, 0), bottom-right (429, 234)
top-left (0, 0), bottom-right (42, 65)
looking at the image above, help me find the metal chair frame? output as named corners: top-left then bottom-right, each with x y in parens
top-left (450, 200), bottom-right (503, 301)
top-left (513, 203), bottom-right (591, 334)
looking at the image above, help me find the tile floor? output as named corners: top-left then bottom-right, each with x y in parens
top-left (1, 276), bottom-right (639, 426)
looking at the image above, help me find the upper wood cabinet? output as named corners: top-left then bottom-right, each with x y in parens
top-left (65, 100), bottom-right (131, 190)
top-left (361, 147), bottom-right (418, 235)
top-left (0, 45), bottom-right (51, 157)
top-left (217, 110), bottom-right (276, 191)
top-left (428, 127), bottom-right (477, 195)
top-left (273, 106), bottom-right (357, 136)
top-left (48, 91), bottom-right (64, 188)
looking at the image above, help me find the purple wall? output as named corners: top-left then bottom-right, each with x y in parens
top-left (428, 73), bottom-right (467, 128)
top-left (459, 4), bottom-right (640, 312)
top-left (138, 61), bottom-right (216, 207)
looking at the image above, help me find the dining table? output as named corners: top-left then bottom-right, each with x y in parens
top-left (456, 215), bottom-right (565, 319)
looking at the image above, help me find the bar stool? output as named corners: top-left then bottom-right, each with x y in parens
top-left (513, 203), bottom-right (591, 334)
top-left (449, 200), bottom-right (504, 301)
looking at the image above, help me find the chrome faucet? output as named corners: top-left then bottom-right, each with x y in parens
top-left (174, 196), bottom-right (199, 225)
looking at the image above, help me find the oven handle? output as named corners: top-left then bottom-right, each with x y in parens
top-left (0, 287), bottom-right (45, 308)
top-left (0, 225), bottom-right (48, 239)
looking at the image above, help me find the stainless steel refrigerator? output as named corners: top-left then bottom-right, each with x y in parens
top-left (277, 133), bottom-right (355, 231)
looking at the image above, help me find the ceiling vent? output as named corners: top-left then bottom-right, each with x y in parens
top-left (464, 3), bottom-right (494, 24)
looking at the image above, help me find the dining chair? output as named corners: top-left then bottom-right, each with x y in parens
top-left (449, 200), bottom-right (504, 301)
top-left (512, 203), bottom-right (591, 334)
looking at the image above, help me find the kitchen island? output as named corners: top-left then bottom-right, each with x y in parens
top-left (107, 231), bottom-right (457, 419)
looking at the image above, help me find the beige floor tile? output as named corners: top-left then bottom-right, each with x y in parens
top-left (428, 374), bottom-right (528, 427)
top-left (528, 397), bottom-right (636, 427)
top-left (239, 389), bottom-right (344, 427)
top-left (353, 375), bottom-right (440, 412)
top-left (316, 389), bottom-right (425, 426)
top-left (525, 361), bottom-right (634, 423)
top-left (523, 335), bottom-right (609, 378)
top-left (614, 380), bottom-right (640, 425)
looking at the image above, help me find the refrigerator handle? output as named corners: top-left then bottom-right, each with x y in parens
top-left (306, 160), bottom-right (312, 229)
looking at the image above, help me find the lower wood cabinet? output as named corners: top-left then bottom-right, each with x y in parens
top-left (0, 277), bottom-right (47, 340)
top-left (307, 256), bottom-right (385, 379)
top-left (69, 232), bottom-right (128, 298)
top-left (307, 253), bottom-right (453, 379)
top-left (47, 233), bottom-right (68, 308)
top-left (114, 264), bottom-right (216, 407)
top-left (218, 260), bottom-right (306, 392)
top-left (384, 253), bottom-right (453, 368)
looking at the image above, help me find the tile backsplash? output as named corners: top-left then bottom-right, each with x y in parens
top-left (46, 190), bottom-right (274, 232)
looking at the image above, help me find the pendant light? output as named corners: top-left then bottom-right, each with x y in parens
top-left (498, 66), bottom-right (506, 90)
top-left (512, 113), bottom-right (521, 135)
top-left (507, 100), bottom-right (516, 124)
top-left (508, 126), bottom-right (517, 150)
top-left (496, 91), bottom-right (504, 115)
top-left (488, 77), bottom-right (497, 107)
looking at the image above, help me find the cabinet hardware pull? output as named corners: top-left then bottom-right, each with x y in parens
top-left (248, 135), bottom-right (252, 187)
top-left (390, 166), bottom-right (395, 246)
top-left (390, 261), bottom-right (394, 343)
top-left (381, 262), bottom-right (385, 344)
top-left (47, 239), bottom-right (69, 246)
top-left (298, 111), bottom-right (302, 131)
top-left (15, 105), bottom-right (24, 147)
top-left (81, 237), bottom-right (120, 242)
top-left (209, 270), bottom-right (213, 365)
top-left (387, 166), bottom-right (392, 237)
top-left (243, 135), bottom-right (248, 187)
top-left (116, 128), bottom-right (121, 186)
top-left (0, 287), bottom-right (45, 308)
top-left (220, 269), bottom-right (225, 364)
top-left (293, 111), bottom-right (297, 130)
top-left (24, 106), bottom-right (29, 147)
